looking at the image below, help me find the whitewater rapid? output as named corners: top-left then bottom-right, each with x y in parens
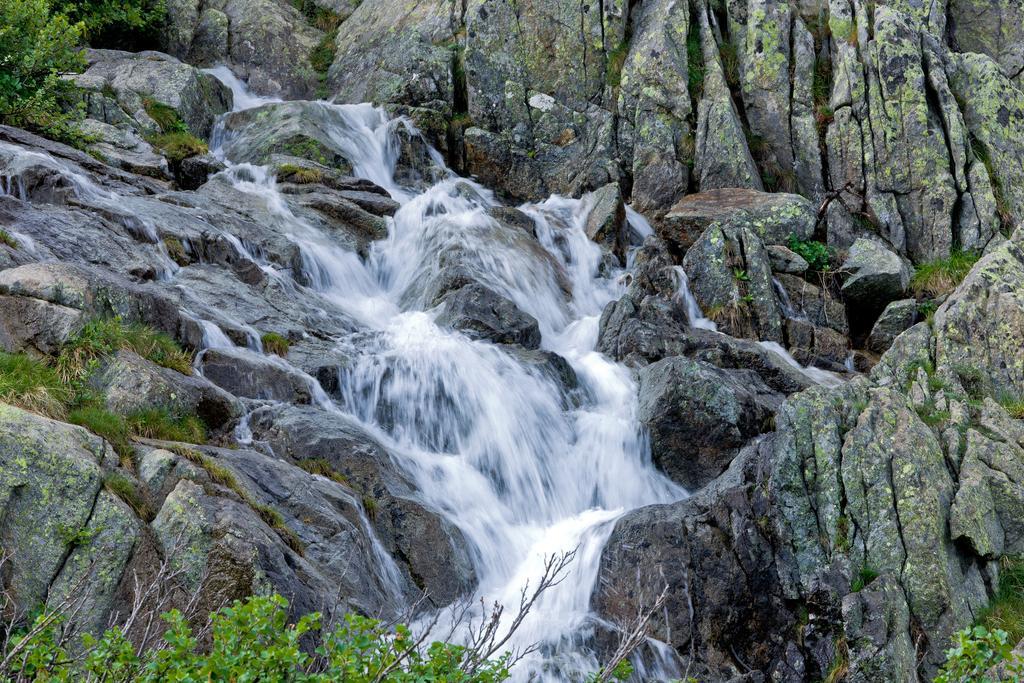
top-left (201, 70), bottom-right (836, 679)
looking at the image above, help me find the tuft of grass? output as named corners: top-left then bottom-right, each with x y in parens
top-left (823, 636), bottom-right (849, 683)
top-left (910, 250), bottom-right (980, 298)
top-left (978, 558), bottom-right (1024, 645)
top-left (851, 565), bottom-right (880, 592)
top-left (103, 471), bottom-right (154, 521)
top-left (57, 316), bottom-right (193, 383)
top-left (252, 503), bottom-right (304, 554)
top-left (164, 237), bottom-right (189, 266)
top-left (148, 131), bottom-right (208, 164)
top-left (1001, 400), bottom-right (1024, 420)
top-left (260, 332), bottom-right (290, 357)
top-left (0, 229), bottom-right (18, 249)
top-left (143, 99), bottom-right (187, 135)
top-left (362, 495), bottom-right (378, 521)
top-left (68, 405), bottom-right (134, 466)
top-left (605, 39), bottom-right (629, 89)
top-left (276, 164), bottom-right (323, 184)
top-left (124, 407), bottom-right (207, 444)
top-left (297, 458), bottom-right (349, 485)
top-left (0, 352), bottom-right (71, 419)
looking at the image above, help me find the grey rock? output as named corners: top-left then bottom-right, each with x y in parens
top-left (436, 283), bottom-right (542, 349)
top-left (840, 238), bottom-right (911, 309)
top-left (866, 299), bottom-right (918, 354)
top-left (638, 356), bottom-right (780, 490)
top-left (767, 244), bottom-right (809, 274)
top-left (199, 347), bottom-right (322, 404)
top-left (584, 183), bottom-right (627, 265)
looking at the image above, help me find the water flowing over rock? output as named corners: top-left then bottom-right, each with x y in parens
top-left (4, 0), bottom-right (1024, 675)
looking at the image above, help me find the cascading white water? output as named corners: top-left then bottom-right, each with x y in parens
top-left (201, 71), bottom-right (693, 679)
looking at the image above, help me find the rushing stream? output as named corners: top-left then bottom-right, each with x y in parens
top-left (202, 71), bottom-right (836, 679)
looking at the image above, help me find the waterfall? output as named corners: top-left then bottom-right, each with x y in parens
top-left (201, 71), bottom-right (690, 679)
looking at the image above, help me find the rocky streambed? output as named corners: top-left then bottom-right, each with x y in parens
top-left (2, 0), bottom-right (1024, 678)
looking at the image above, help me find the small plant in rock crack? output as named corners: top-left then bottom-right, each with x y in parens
top-left (788, 234), bottom-right (833, 272)
top-left (733, 267), bottom-right (751, 282)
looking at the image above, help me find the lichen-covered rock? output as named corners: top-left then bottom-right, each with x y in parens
top-left (165, 0), bottom-right (321, 97)
top-left (682, 221), bottom-right (783, 342)
top-left (839, 238), bottom-right (911, 309)
top-left (77, 119), bottom-right (172, 180)
top-left (866, 298), bottom-right (918, 353)
top-left (0, 293), bottom-right (84, 355)
top-left (0, 405), bottom-right (137, 624)
top-left (661, 188), bottom-right (815, 256)
top-left (638, 356), bottom-right (780, 490)
top-left (767, 244), bottom-right (809, 273)
top-left (70, 49), bottom-right (232, 138)
top-left (583, 183), bottom-right (627, 265)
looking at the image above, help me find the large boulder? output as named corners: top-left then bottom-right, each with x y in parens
top-left (681, 221), bottom-right (783, 342)
top-left (840, 238), bottom-right (912, 311)
top-left (660, 188), bottom-right (816, 256)
top-left (70, 49), bottom-right (232, 138)
top-left (435, 283), bottom-right (542, 349)
top-left (0, 404), bottom-right (140, 631)
top-left (866, 299), bottom-right (919, 354)
top-left (637, 356), bottom-right (780, 490)
top-left (198, 347), bottom-right (322, 404)
top-left (245, 405), bottom-right (477, 605)
top-left (92, 349), bottom-right (241, 428)
top-left (164, 0), bottom-right (322, 97)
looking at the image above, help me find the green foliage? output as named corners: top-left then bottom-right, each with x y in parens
top-left (57, 316), bottom-right (194, 382)
top-left (163, 236), bottom-right (189, 266)
top-left (0, 0), bottom-right (87, 143)
top-left (52, 0), bottom-right (165, 50)
top-left (0, 229), bottom-right (18, 249)
top-left (586, 661), bottom-right (633, 682)
top-left (298, 457), bottom-right (349, 485)
top-left (124, 407), bottom-right (207, 444)
top-left (0, 351), bottom-right (71, 418)
top-left (4, 594), bottom-right (517, 681)
top-left (978, 559), bottom-right (1024, 646)
top-left (788, 233), bottom-right (832, 272)
top-left (261, 331), bottom-right (291, 357)
top-left (277, 163), bottom-right (325, 184)
top-left (935, 625), bottom-right (1024, 683)
top-left (68, 404), bottom-right (134, 463)
top-left (605, 39), bottom-right (629, 88)
top-left (141, 99), bottom-right (208, 163)
top-left (310, 28), bottom-right (338, 75)
top-left (103, 471), bottom-right (153, 520)
top-left (148, 131), bottom-right (208, 163)
top-left (850, 565), bottom-right (879, 592)
top-left (911, 250), bottom-right (981, 298)
top-left (362, 494), bottom-right (378, 521)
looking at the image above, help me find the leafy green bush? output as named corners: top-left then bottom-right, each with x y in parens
top-left (51, 0), bottom-right (165, 50)
top-left (0, 351), bottom-right (72, 418)
top-left (4, 594), bottom-right (518, 681)
top-left (911, 250), bottom-right (980, 298)
top-left (935, 625), bottom-right (1024, 683)
top-left (788, 234), bottom-right (832, 272)
top-left (0, 0), bottom-right (86, 142)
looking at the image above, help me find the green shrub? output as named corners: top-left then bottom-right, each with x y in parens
top-left (0, 0), bottom-right (86, 143)
top-left (850, 565), bottom-right (879, 592)
top-left (788, 234), bottom-right (832, 272)
top-left (260, 331), bottom-right (290, 357)
top-left (686, 21), bottom-right (704, 100)
top-left (57, 316), bottom-right (193, 382)
top-left (52, 0), bottom-right (165, 50)
top-left (936, 625), bottom-right (1024, 683)
top-left (0, 229), bottom-right (18, 249)
top-left (911, 250), bottom-right (980, 298)
top-left (4, 594), bottom-right (521, 681)
top-left (0, 351), bottom-right (71, 418)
